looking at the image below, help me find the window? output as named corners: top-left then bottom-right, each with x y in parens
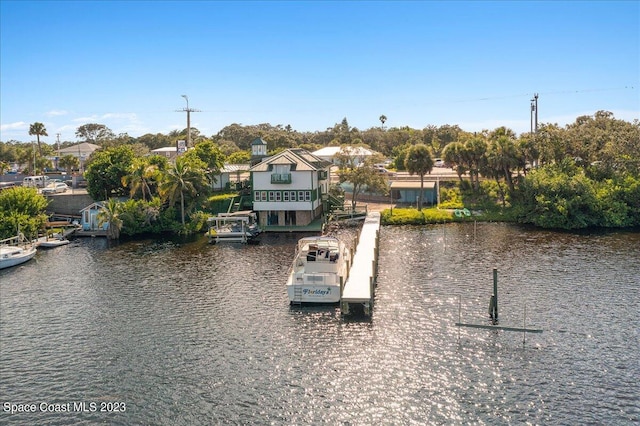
top-left (275, 191), bottom-right (282, 202)
top-left (283, 191), bottom-right (289, 202)
top-left (261, 191), bottom-right (267, 201)
top-left (268, 191), bottom-right (275, 201)
top-left (298, 191), bottom-right (305, 201)
top-left (254, 191), bottom-right (260, 201)
top-left (290, 191), bottom-right (297, 201)
top-left (275, 164), bottom-right (290, 174)
top-left (305, 191), bottom-right (311, 201)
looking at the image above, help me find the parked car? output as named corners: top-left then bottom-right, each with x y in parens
top-left (374, 167), bottom-right (395, 177)
top-left (0, 182), bottom-right (19, 191)
top-left (434, 158), bottom-right (445, 167)
top-left (23, 175), bottom-right (50, 188)
top-left (41, 182), bottom-right (69, 194)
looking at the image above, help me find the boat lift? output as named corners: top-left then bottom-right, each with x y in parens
top-left (455, 268), bottom-right (543, 344)
top-left (206, 211), bottom-right (261, 244)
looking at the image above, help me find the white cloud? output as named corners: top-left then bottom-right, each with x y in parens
top-left (0, 121), bottom-right (28, 132)
top-left (73, 115), bottom-right (100, 123)
top-left (45, 110), bottom-right (68, 117)
top-left (102, 112), bottom-right (138, 121)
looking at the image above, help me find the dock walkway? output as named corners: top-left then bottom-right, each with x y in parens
top-left (341, 212), bottom-right (381, 316)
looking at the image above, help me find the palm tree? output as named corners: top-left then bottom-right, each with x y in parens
top-left (59, 155), bottom-right (79, 175)
top-left (29, 122), bottom-right (48, 157)
top-left (97, 198), bottom-right (123, 240)
top-left (159, 158), bottom-right (207, 226)
top-left (404, 144), bottom-right (434, 209)
top-left (442, 142), bottom-right (469, 183)
top-left (489, 136), bottom-right (520, 192)
top-left (379, 115), bottom-right (387, 130)
top-left (465, 137), bottom-right (488, 191)
top-left (122, 158), bottom-right (158, 201)
top-left (16, 145), bottom-right (36, 174)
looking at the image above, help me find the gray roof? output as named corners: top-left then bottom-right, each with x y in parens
top-left (249, 148), bottom-right (332, 172)
top-left (220, 164), bottom-right (251, 173)
top-left (390, 181), bottom-right (436, 189)
top-left (251, 137), bottom-right (268, 146)
top-left (58, 143), bottom-right (101, 155)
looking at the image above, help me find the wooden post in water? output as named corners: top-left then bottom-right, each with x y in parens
top-left (458, 294), bottom-right (462, 341)
top-left (489, 268), bottom-right (498, 323)
top-left (493, 268), bottom-right (498, 321)
top-left (523, 305), bottom-right (527, 345)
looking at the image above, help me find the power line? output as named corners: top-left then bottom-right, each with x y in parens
top-left (443, 86), bottom-right (635, 105)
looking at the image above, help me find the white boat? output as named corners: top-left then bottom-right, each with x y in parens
top-left (0, 235), bottom-right (37, 270)
top-left (286, 236), bottom-right (351, 304)
top-left (35, 235), bottom-right (71, 248)
top-left (206, 211), bottom-right (262, 244)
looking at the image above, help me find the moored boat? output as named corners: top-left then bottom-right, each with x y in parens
top-left (35, 235), bottom-right (71, 248)
top-left (286, 236), bottom-right (351, 304)
top-left (0, 234), bottom-right (37, 270)
top-left (206, 211), bottom-right (262, 244)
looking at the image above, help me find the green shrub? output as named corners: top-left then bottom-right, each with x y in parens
top-left (204, 193), bottom-right (237, 214)
top-left (423, 208), bottom-right (454, 223)
top-left (382, 207), bottom-right (452, 225)
top-left (439, 186), bottom-right (462, 207)
top-left (186, 211), bottom-right (210, 234)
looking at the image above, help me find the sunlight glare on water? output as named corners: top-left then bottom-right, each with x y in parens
top-left (1, 223), bottom-right (639, 424)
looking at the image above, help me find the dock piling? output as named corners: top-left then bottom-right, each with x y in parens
top-left (490, 268), bottom-right (498, 323)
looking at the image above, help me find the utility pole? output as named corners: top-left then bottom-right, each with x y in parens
top-left (32, 140), bottom-right (36, 176)
top-left (530, 93), bottom-right (539, 133)
top-left (56, 133), bottom-right (61, 170)
top-left (177, 95), bottom-right (200, 149)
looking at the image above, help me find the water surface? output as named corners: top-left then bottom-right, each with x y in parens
top-left (1, 223), bottom-right (638, 424)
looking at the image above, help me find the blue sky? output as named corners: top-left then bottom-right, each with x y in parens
top-left (1, 1), bottom-right (638, 144)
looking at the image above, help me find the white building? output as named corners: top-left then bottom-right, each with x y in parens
top-left (150, 146), bottom-right (178, 162)
top-left (312, 146), bottom-right (375, 167)
top-left (211, 164), bottom-right (251, 191)
top-left (250, 148), bottom-right (332, 227)
top-left (58, 143), bottom-right (101, 172)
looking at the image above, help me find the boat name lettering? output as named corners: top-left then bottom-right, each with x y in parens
top-left (302, 288), bottom-right (332, 296)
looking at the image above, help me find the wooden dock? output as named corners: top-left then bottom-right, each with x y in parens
top-left (340, 212), bottom-right (381, 316)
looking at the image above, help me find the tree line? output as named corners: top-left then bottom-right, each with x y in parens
top-left (1, 110), bottom-right (638, 234)
top-left (2, 111), bottom-right (637, 175)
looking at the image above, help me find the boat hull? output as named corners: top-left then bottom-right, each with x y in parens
top-left (287, 284), bottom-right (342, 303)
top-left (0, 246), bottom-right (37, 270)
top-left (286, 236), bottom-right (350, 304)
top-left (37, 239), bottom-right (70, 248)
top-left (36, 234), bottom-right (71, 248)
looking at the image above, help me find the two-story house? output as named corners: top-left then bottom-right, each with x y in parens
top-left (250, 148), bottom-right (332, 227)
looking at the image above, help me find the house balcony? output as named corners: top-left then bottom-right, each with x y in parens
top-left (271, 173), bottom-right (292, 184)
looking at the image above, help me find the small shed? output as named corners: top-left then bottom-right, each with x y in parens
top-left (390, 181), bottom-right (437, 205)
top-left (80, 202), bottom-right (108, 231)
top-left (211, 164), bottom-right (251, 191)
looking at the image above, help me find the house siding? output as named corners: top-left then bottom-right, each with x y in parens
top-left (250, 149), bottom-right (331, 228)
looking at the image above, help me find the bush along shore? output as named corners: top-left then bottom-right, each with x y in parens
top-left (380, 164), bottom-right (640, 230)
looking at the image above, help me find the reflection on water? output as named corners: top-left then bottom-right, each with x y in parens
top-left (1, 224), bottom-right (639, 424)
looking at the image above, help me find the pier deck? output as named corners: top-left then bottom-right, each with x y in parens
top-left (341, 212), bottom-right (381, 316)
